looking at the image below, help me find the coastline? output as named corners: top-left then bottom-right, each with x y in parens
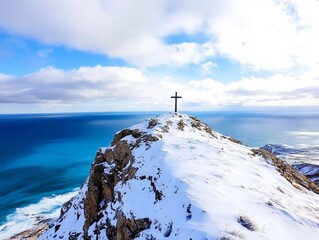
top-left (1, 112), bottom-right (319, 238)
top-left (8, 220), bottom-right (49, 240)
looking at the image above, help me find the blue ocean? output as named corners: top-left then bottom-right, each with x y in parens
top-left (1, 111), bottom-right (319, 238)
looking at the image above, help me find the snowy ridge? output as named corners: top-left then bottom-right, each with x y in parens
top-left (262, 144), bottom-right (319, 184)
top-left (39, 113), bottom-right (319, 240)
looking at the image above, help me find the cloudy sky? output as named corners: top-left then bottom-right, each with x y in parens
top-left (1, 0), bottom-right (319, 113)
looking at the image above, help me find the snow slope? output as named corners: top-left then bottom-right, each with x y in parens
top-left (262, 144), bottom-right (319, 184)
top-left (39, 113), bottom-right (319, 240)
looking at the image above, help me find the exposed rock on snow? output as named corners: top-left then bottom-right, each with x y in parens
top-left (39, 113), bottom-right (319, 240)
top-left (261, 144), bottom-right (319, 184)
top-left (252, 149), bottom-right (319, 194)
top-left (221, 135), bottom-right (243, 145)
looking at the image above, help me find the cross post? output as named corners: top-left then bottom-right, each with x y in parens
top-left (171, 92), bottom-right (182, 112)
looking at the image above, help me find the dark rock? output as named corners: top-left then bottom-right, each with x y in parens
top-left (203, 124), bottom-right (217, 138)
top-left (163, 222), bottom-right (173, 237)
top-left (83, 135), bottom-right (151, 238)
top-left (189, 116), bottom-right (217, 138)
top-left (116, 211), bottom-right (151, 239)
top-left (190, 119), bottom-right (201, 130)
top-left (161, 125), bottom-right (170, 133)
top-left (221, 135), bottom-right (242, 145)
top-left (104, 148), bottom-right (114, 164)
top-left (54, 225), bottom-right (60, 232)
top-left (143, 134), bottom-right (159, 142)
top-left (105, 218), bottom-right (117, 239)
top-left (237, 216), bottom-right (256, 231)
top-left (84, 141), bottom-right (131, 237)
top-left (60, 199), bottom-right (72, 217)
top-left (186, 204), bottom-right (192, 221)
top-left (189, 116), bottom-right (198, 121)
top-left (101, 172), bottom-right (117, 202)
top-left (177, 120), bottom-right (185, 131)
top-left (228, 137), bottom-right (242, 145)
top-left (84, 161), bottom-right (105, 236)
top-left (68, 231), bottom-right (81, 240)
top-left (112, 129), bottom-right (142, 146)
top-left (113, 140), bottom-right (133, 170)
top-left (148, 176), bottom-right (163, 201)
top-left (148, 118), bottom-right (158, 129)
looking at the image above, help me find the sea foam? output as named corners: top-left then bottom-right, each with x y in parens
top-left (0, 190), bottom-right (78, 239)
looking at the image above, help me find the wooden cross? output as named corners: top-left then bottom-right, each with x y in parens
top-left (171, 92), bottom-right (182, 112)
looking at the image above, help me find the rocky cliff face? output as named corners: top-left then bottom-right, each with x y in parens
top-left (39, 113), bottom-right (319, 240)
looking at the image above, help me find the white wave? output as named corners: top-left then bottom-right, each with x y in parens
top-left (0, 190), bottom-right (78, 239)
top-left (286, 131), bottom-right (319, 137)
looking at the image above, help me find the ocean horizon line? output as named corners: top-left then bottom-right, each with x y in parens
top-left (1, 110), bottom-right (319, 117)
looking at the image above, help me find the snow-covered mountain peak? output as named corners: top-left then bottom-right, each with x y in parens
top-left (39, 113), bottom-right (319, 240)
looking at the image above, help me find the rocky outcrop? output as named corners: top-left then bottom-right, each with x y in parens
top-left (111, 129), bottom-right (142, 146)
top-left (252, 149), bottom-right (319, 194)
top-left (60, 120), bottom-right (161, 239)
top-left (83, 150), bottom-right (107, 237)
top-left (189, 115), bottom-right (217, 138)
top-left (115, 212), bottom-right (151, 239)
top-left (261, 144), bottom-right (319, 184)
top-left (8, 220), bottom-right (48, 240)
top-left (39, 113), bottom-right (319, 240)
top-left (83, 128), bottom-right (153, 239)
top-left (221, 135), bottom-right (243, 145)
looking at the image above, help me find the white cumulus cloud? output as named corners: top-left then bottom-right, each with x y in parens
top-left (1, 1), bottom-right (319, 112)
top-left (1, 65), bottom-right (319, 112)
top-left (1, 0), bottom-right (318, 70)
